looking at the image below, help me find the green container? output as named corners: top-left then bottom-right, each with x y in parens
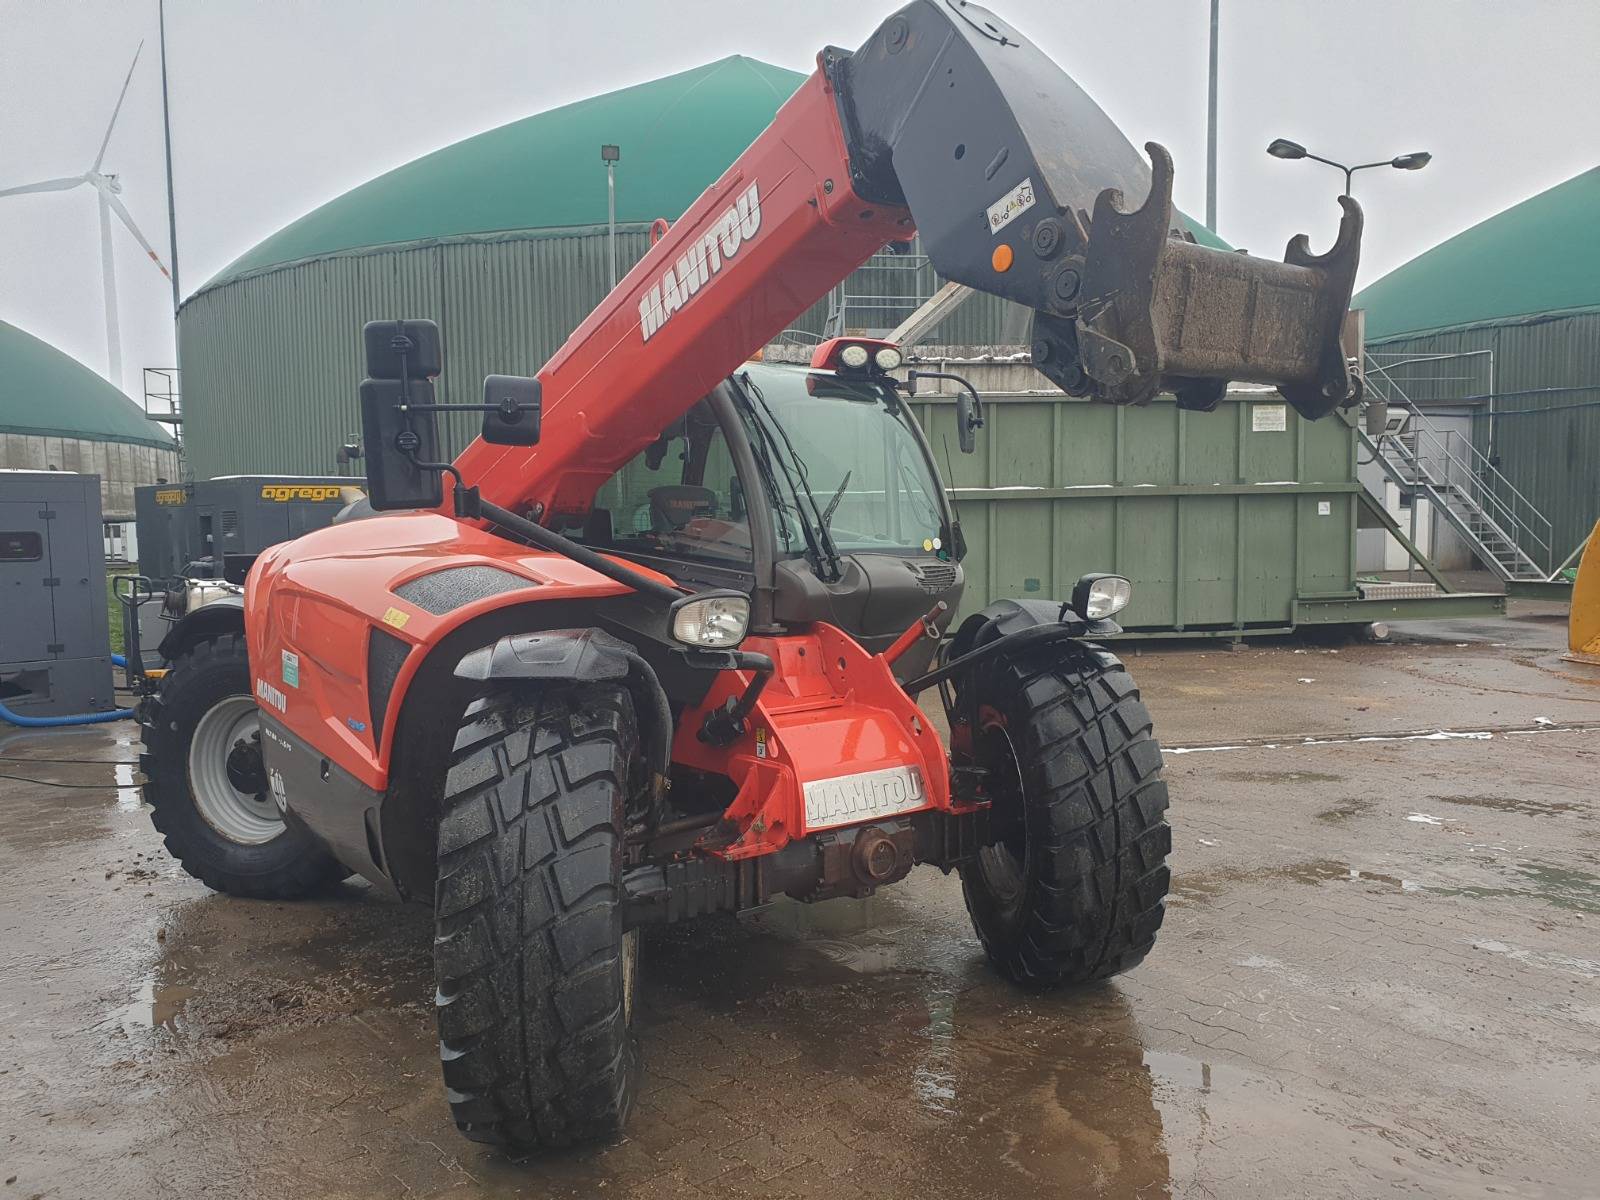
top-left (906, 390), bottom-right (1359, 636)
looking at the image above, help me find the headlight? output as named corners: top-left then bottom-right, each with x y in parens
top-left (839, 343), bottom-right (870, 370)
top-left (1072, 573), bottom-right (1132, 620)
top-left (671, 592), bottom-right (751, 648)
top-left (874, 346), bottom-right (903, 371)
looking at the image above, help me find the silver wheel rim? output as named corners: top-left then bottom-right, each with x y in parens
top-left (621, 929), bottom-right (640, 1025)
top-left (188, 696), bottom-right (283, 845)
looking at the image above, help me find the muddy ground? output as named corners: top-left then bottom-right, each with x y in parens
top-left (2, 602), bottom-right (1597, 1198)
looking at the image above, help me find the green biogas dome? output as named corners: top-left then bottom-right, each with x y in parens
top-left (0, 319), bottom-right (177, 520)
top-left (178, 55), bottom-right (1225, 479)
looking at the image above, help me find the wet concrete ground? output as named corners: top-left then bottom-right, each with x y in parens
top-left (2, 602), bottom-right (1597, 1198)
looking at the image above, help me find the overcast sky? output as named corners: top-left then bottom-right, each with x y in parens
top-left (2, 0), bottom-right (1596, 399)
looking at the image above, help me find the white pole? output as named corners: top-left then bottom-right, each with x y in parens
top-left (158, 0), bottom-right (182, 315)
top-left (1206, 0), bottom-right (1219, 232)
top-left (98, 191), bottom-right (122, 389)
top-left (606, 161), bottom-right (618, 287)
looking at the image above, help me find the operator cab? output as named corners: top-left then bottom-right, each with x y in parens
top-left (557, 347), bottom-right (968, 677)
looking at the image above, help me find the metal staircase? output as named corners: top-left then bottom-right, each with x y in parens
top-left (1359, 356), bottom-right (1552, 581)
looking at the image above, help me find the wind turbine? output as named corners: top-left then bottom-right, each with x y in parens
top-left (0, 41), bottom-right (172, 391)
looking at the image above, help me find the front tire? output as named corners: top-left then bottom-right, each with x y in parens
top-left (140, 632), bottom-right (349, 899)
top-left (433, 684), bottom-right (641, 1154)
top-left (959, 643), bottom-right (1170, 987)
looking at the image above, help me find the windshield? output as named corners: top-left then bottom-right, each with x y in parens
top-left (739, 368), bottom-right (949, 559)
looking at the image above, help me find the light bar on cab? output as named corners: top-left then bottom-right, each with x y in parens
top-left (810, 336), bottom-right (903, 376)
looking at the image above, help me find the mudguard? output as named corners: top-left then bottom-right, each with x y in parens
top-left (156, 594), bottom-right (246, 662)
top-left (455, 627), bottom-right (635, 684)
top-left (455, 627), bottom-right (674, 785)
top-left (947, 596), bottom-right (1120, 662)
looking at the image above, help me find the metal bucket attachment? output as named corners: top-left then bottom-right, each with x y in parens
top-left (1030, 144), bottom-right (1362, 418)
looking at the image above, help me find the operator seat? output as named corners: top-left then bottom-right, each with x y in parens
top-left (648, 485), bottom-right (718, 532)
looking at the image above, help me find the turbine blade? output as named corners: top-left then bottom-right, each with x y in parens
top-left (93, 40), bottom-right (145, 172)
top-left (105, 191), bottom-right (172, 279)
top-left (0, 176), bottom-right (86, 199)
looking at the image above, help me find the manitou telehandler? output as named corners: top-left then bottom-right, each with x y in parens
top-left (140, 0), bottom-right (1361, 1153)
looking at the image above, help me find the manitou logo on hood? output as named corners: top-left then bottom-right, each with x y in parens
top-left (638, 182), bottom-right (761, 342)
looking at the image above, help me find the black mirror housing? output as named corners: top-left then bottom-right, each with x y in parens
top-left (956, 389), bottom-right (982, 454)
top-left (359, 378), bottom-right (444, 511)
top-left (481, 375), bottom-right (542, 446)
top-left (363, 319), bottom-right (442, 380)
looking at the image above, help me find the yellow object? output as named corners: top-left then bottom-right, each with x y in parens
top-left (991, 243), bottom-right (1014, 272)
top-left (1568, 519), bottom-right (1600, 665)
top-left (382, 606), bottom-right (411, 630)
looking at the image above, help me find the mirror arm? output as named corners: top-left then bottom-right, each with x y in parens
top-left (902, 368), bottom-right (986, 447)
top-left (903, 370), bottom-right (985, 424)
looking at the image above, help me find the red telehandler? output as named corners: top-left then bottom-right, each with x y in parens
top-left (140, 0), bottom-right (1360, 1153)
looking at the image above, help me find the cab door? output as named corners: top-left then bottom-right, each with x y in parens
top-left (556, 389), bottom-right (765, 601)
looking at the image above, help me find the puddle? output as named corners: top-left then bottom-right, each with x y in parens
top-left (1434, 862), bottom-right (1600, 916)
top-left (1216, 769), bottom-right (1345, 784)
top-left (1164, 720), bottom-right (1600, 757)
top-left (116, 977), bottom-right (195, 1031)
top-left (115, 761), bottom-right (143, 812)
top-left (1431, 792), bottom-right (1581, 818)
top-left (1316, 797), bottom-right (1375, 822)
top-left (1176, 858), bottom-right (1420, 901)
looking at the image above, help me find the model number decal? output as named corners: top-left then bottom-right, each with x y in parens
top-left (986, 177), bottom-right (1035, 235)
top-left (638, 182), bottom-right (761, 342)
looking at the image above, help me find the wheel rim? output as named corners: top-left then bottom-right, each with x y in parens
top-left (975, 718), bottom-right (1029, 919)
top-left (188, 696), bottom-right (284, 845)
top-left (621, 929), bottom-right (640, 1025)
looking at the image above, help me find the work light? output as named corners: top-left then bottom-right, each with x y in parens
top-left (670, 592), bottom-right (751, 648)
top-left (839, 344), bottom-right (871, 370)
top-left (874, 346), bottom-right (903, 371)
top-left (1072, 573), bottom-right (1132, 620)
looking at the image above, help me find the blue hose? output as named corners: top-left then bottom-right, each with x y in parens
top-left (0, 653), bottom-right (135, 725)
top-left (0, 701), bottom-right (133, 727)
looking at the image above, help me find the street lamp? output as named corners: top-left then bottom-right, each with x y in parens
top-left (601, 144), bottom-right (621, 287)
top-left (1266, 138), bottom-right (1431, 197)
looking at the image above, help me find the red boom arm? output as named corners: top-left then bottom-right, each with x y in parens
top-left (450, 71), bottom-right (907, 522)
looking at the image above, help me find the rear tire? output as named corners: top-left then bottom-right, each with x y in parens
top-left (433, 684), bottom-right (641, 1154)
top-left (959, 643), bottom-right (1170, 987)
top-left (140, 632), bottom-right (349, 899)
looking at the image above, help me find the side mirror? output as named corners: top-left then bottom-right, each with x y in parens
top-left (908, 368), bottom-right (985, 455)
top-left (364, 319), bottom-right (441, 381)
top-left (956, 387), bottom-right (984, 454)
top-left (481, 375), bottom-right (541, 446)
top-left (359, 319), bottom-right (444, 511)
top-left (360, 379), bottom-right (444, 511)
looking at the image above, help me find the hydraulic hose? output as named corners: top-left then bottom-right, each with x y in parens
top-left (0, 654), bottom-right (135, 726)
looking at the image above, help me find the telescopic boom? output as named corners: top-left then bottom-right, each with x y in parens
top-left (451, 0), bottom-right (1360, 522)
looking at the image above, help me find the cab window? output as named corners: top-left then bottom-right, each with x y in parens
top-left (566, 400), bottom-right (752, 565)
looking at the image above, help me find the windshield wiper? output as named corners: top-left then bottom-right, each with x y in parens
top-left (821, 470), bottom-right (851, 529)
top-left (737, 372), bottom-right (843, 581)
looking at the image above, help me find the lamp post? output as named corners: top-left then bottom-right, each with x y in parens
top-left (601, 144), bottom-right (620, 287)
top-left (1266, 138), bottom-right (1431, 197)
